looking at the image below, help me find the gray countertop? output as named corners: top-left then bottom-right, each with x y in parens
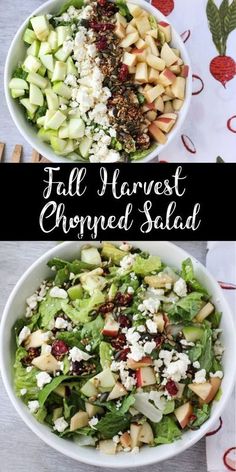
top-left (0, 241), bottom-right (208, 472)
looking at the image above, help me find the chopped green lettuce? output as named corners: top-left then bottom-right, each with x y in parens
top-left (181, 258), bottom-right (209, 295)
top-left (167, 292), bottom-right (204, 321)
top-left (101, 242), bottom-right (127, 265)
top-left (14, 347), bottom-right (39, 400)
top-left (96, 411), bottom-right (131, 438)
top-left (81, 314), bottom-right (104, 349)
top-left (153, 416), bottom-right (182, 444)
top-left (68, 290), bottom-right (105, 324)
top-left (191, 404), bottom-right (210, 429)
top-left (133, 255), bottom-right (161, 275)
top-left (59, 0), bottom-right (84, 14)
top-left (39, 295), bottom-right (66, 329)
top-left (99, 342), bottom-right (112, 369)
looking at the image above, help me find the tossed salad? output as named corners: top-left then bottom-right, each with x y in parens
top-left (14, 243), bottom-right (224, 455)
top-left (9, 0), bottom-right (188, 162)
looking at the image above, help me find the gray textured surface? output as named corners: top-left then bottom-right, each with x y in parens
top-left (0, 241), bottom-right (207, 472)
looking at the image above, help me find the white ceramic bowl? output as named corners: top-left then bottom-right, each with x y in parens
top-left (4, 0), bottom-right (192, 163)
top-left (0, 241), bottom-right (235, 467)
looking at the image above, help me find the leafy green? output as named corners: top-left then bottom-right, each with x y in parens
top-left (167, 292), bottom-right (204, 321)
top-left (208, 310), bottom-right (222, 328)
top-left (137, 93), bottom-right (146, 104)
top-left (149, 15), bottom-right (157, 29)
top-left (48, 257), bottom-right (95, 273)
top-left (34, 105), bottom-right (47, 122)
top-left (206, 0), bottom-right (223, 54)
top-left (14, 347), bottom-right (39, 400)
top-left (119, 394), bottom-right (135, 414)
top-left (39, 295), bottom-right (66, 329)
top-left (191, 404), bottom-right (211, 429)
top-left (115, 0), bottom-right (132, 20)
top-left (130, 144), bottom-right (157, 161)
top-left (96, 411), bottom-right (131, 438)
top-left (111, 138), bottom-right (122, 151)
top-left (181, 258), bottom-right (208, 295)
top-left (163, 400), bottom-right (175, 415)
top-left (133, 255), bottom-right (161, 275)
top-left (66, 290), bottom-right (105, 324)
top-left (38, 375), bottom-right (73, 407)
top-left (153, 416), bottom-right (182, 444)
top-left (13, 66), bottom-right (28, 80)
top-left (224, 0), bottom-right (236, 37)
top-left (56, 330), bottom-right (83, 348)
top-left (59, 0), bottom-right (84, 14)
top-left (188, 327), bottom-right (213, 372)
top-left (99, 342), bottom-right (112, 369)
top-left (81, 314), bottom-right (104, 349)
top-left (34, 406), bottom-right (47, 423)
top-left (188, 344), bottom-right (202, 363)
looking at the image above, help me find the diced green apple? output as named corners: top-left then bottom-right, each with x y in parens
top-left (23, 55), bottom-right (41, 73)
top-left (54, 47), bottom-right (71, 62)
top-left (60, 139), bottom-right (75, 155)
top-left (81, 379), bottom-right (98, 397)
top-left (41, 54), bottom-right (54, 72)
top-left (90, 368), bottom-right (116, 392)
top-left (50, 136), bottom-right (67, 154)
top-left (45, 88), bottom-right (59, 109)
top-left (38, 41), bottom-right (51, 58)
top-left (81, 246), bottom-right (101, 265)
top-left (37, 128), bottom-right (57, 143)
top-left (11, 89), bottom-right (25, 99)
top-left (67, 284), bottom-right (83, 300)
top-left (27, 40), bottom-right (40, 57)
top-left (36, 115), bottom-right (46, 127)
top-left (23, 28), bottom-right (37, 45)
top-left (67, 57), bottom-right (77, 75)
top-left (70, 411), bottom-right (89, 431)
top-left (27, 72), bottom-right (48, 89)
top-left (46, 110), bottom-right (66, 130)
top-left (9, 78), bottom-right (29, 90)
top-left (53, 82), bottom-right (72, 99)
top-left (56, 26), bottom-right (72, 46)
top-left (182, 326), bottom-right (204, 342)
top-left (79, 136), bottom-right (92, 158)
top-left (20, 98), bottom-right (38, 115)
top-left (85, 402), bottom-right (104, 418)
top-left (29, 83), bottom-right (44, 106)
top-left (38, 64), bottom-right (46, 76)
top-left (52, 61), bottom-right (67, 82)
top-left (31, 15), bottom-right (50, 42)
top-left (48, 30), bottom-right (58, 51)
top-left (58, 124), bottom-right (70, 139)
top-left (68, 118), bottom-right (85, 139)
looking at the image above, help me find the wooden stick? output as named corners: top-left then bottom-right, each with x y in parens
top-left (11, 144), bottom-right (22, 163)
top-left (0, 143), bottom-right (5, 162)
top-left (31, 149), bottom-right (41, 162)
top-left (40, 157), bottom-right (51, 163)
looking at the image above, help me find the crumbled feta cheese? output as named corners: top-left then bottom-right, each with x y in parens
top-left (36, 372), bottom-right (52, 389)
top-left (42, 344), bottom-right (52, 355)
top-left (85, 344), bottom-right (91, 352)
top-left (120, 254), bottom-right (136, 271)
top-left (128, 343), bottom-right (144, 362)
top-left (20, 388), bottom-right (27, 396)
top-left (50, 286), bottom-right (68, 299)
top-left (53, 417), bottom-right (68, 433)
top-left (116, 400), bottom-right (122, 410)
top-left (18, 326), bottom-right (31, 345)
top-left (180, 339), bottom-right (195, 347)
top-left (119, 243), bottom-right (133, 252)
top-left (161, 351), bottom-right (191, 382)
top-left (154, 359), bottom-right (163, 372)
top-left (68, 346), bottom-right (92, 362)
top-left (127, 286), bottom-right (134, 294)
top-left (126, 327), bottom-right (140, 345)
top-left (112, 435), bottom-right (120, 444)
top-left (88, 416), bottom-right (98, 429)
top-left (193, 361), bottom-right (200, 369)
top-left (173, 278), bottom-right (187, 298)
top-left (137, 324), bottom-right (146, 333)
top-left (146, 319), bottom-right (157, 333)
top-left (28, 400), bottom-right (39, 414)
top-left (55, 317), bottom-right (69, 329)
top-left (26, 366), bottom-right (33, 373)
top-left (193, 369), bottom-right (207, 384)
top-left (26, 294), bottom-right (38, 310)
top-left (210, 371), bottom-right (223, 379)
top-left (143, 340), bottom-right (156, 354)
top-left (214, 340), bottom-right (224, 358)
top-left (138, 298), bottom-right (160, 314)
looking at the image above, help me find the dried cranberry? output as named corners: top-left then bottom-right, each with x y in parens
top-left (165, 379), bottom-right (178, 396)
top-left (89, 21), bottom-right (114, 32)
top-left (153, 334), bottom-right (164, 348)
top-left (96, 37), bottom-right (108, 51)
top-left (72, 360), bottom-right (85, 375)
top-left (118, 314), bottom-right (131, 328)
top-left (99, 301), bottom-right (114, 314)
top-left (51, 340), bottom-right (69, 360)
top-left (189, 414), bottom-right (197, 423)
top-left (111, 333), bottom-right (127, 350)
top-left (114, 292), bottom-right (133, 306)
top-left (118, 64), bottom-right (129, 82)
top-left (117, 347), bottom-right (130, 360)
top-left (98, 0), bottom-right (107, 5)
top-left (21, 347), bottom-right (40, 366)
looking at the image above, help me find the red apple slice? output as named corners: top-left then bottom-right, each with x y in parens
top-left (158, 68), bottom-right (176, 86)
top-left (180, 65), bottom-right (189, 78)
top-left (174, 402), bottom-right (193, 429)
top-left (188, 382), bottom-right (213, 401)
top-left (149, 123), bottom-right (167, 144)
top-left (158, 22), bottom-right (171, 43)
top-left (199, 377), bottom-right (222, 404)
top-left (102, 315), bottom-right (120, 337)
top-left (127, 356), bottom-right (152, 369)
top-left (136, 366), bottom-right (156, 387)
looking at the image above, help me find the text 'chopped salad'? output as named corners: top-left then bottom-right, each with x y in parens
top-left (14, 243), bottom-right (223, 454)
top-left (9, 0), bottom-right (188, 162)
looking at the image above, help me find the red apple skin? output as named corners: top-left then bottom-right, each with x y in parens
top-left (127, 356), bottom-right (152, 369)
top-left (149, 123), bottom-right (167, 144)
top-left (163, 68), bottom-right (176, 82)
top-left (136, 369), bottom-right (142, 387)
top-left (102, 328), bottom-right (119, 337)
top-left (181, 65), bottom-right (189, 78)
top-left (147, 102), bottom-right (156, 110)
top-left (132, 48), bottom-right (145, 54)
top-left (156, 117), bottom-right (172, 123)
top-left (199, 377), bottom-right (222, 405)
top-left (158, 21), bottom-right (169, 27)
top-left (175, 402), bottom-right (193, 429)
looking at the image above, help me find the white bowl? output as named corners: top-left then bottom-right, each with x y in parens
top-left (0, 241), bottom-right (235, 467)
top-left (4, 0), bottom-right (192, 163)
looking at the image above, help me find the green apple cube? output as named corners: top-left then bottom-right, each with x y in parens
top-left (81, 380), bottom-right (98, 397)
top-left (27, 40), bottom-right (40, 58)
top-left (9, 78), bottom-right (29, 90)
top-left (24, 55), bottom-right (41, 73)
top-left (50, 136), bottom-right (67, 154)
top-left (56, 26), bottom-right (72, 46)
top-left (67, 284), bottom-right (83, 300)
top-left (38, 65), bottom-right (46, 76)
top-left (52, 62), bottom-right (67, 82)
top-left (91, 368), bottom-right (116, 392)
top-left (69, 118), bottom-right (85, 139)
top-left (61, 139), bottom-right (75, 155)
top-left (48, 30), bottom-right (58, 51)
top-left (55, 47), bottom-right (71, 62)
top-left (20, 98), bottom-right (38, 115)
top-left (27, 72), bottom-right (48, 89)
top-left (11, 89), bottom-right (25, 99)
top-left (79, 136), bottom-right (92, 158)
top-left (29, 83), bottom-right (44, 106)
top-left (53, 82), bottom-right (72, 100)
top-left (40, 54), bottom-right (54, 72)
top-left (58, 124), bottom-right (70, 139)
top-left (38, 41), bottom-right (51, 58)
top-left (45, 89), bottom-right (59, 110)
top-left (36, 115), bottom-right (46, 127)
top-left (46, 110), bottom-right (66, 130)
top-left (23, 28), bottom-right (37, 45)
top-left (182, 326), bottom-right (204, 342)
top-left (81, 246), bottom-right (101, 265)
top-left (38, 128), bottom-right (57, 143)
top-left (31, 15), bottom-right (50, 42)
top-left (67, 57), bottom-right (77, 75)
top-left (59, 96), bottom-right (69, 105)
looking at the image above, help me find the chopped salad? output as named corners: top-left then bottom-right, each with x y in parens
top-left (14, 243), bottom-right (224, 454)
top-left (9, 0), bottom-right (188, 162)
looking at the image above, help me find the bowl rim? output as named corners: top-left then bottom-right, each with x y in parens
top-left (4, 0), bottom-right (192, 164)
top-left (0, 241), bottom-right (236, 468)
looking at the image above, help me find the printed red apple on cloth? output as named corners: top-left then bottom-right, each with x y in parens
top-left (206, 0), bottom-right (236, 87)
top-left (151, 0), bottom-right (175, 17)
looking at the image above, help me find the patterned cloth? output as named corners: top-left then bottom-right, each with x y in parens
top-left (206, 242), bottom-right (236, 471)
top-left (148, 0), bottom-right (236, 163)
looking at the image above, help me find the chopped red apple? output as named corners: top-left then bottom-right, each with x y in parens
top-left (107, 382), bottom-right (127, 401)
top-left (120, 31), bottom-right (139, 48)
top-left (135, 62), bottom-right (148, 83)
top-left (99, 439), bottom-right (117, 455)
top-left (148, 67), bottom-right (160, 84)
top-left (158, 68), bottom-right (176, 86)
top-left (164, 101), bottom-right (174, 113)
top-left (154, 113), bottom-right (177, 133)
top-left (180, 65), bottom-right (189, 78)
top-left (127, 3), bottom-right (143, 17)
top-left (149, 122), bottom-right (167, 144)
top-left (199, 377), bottom-right (222, 404)
top-left (173, 98), bottom-right (184, 111)
top-left (145, 35), bottom-right (159, 56)
top-left (161, 43), bottom-right (179, 66)
top-left (102, 315), bottom-right (119, 337)
top-left (188, 382), bottom-right (213, 401)
top-left (136, 15), bottom-right (151, 37)
top-left (126, 24), bottom-right (138, 34)
top-left (146, 55), bottom-right (165, 71)
top-left (120, 432), bottom-right (131, 448)
top-left (174, 402), bottom-right (193, 429)
top-left (123, 51), bottom-right (137, 67)
top-left (158, 22), bottom-right (171, 42)
top-left (145, 84), bottom-right (165, 103)
top-left (130, 423), bottom-right (142, 448)
top-left (136, 366), bottom-right (156, 387)
top-left (154, 96), bottom-right (164, 112)
top-left (171, 76), bottom-right (186, 99)
top-left (115, 22), bottom-right (126, 39)
top-left (127, 356), bottom-right (153, 369)
top-left (138, 422), bottom-right (154, 444)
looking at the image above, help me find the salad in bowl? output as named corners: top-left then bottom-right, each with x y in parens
top-left (7, 0), bottom-right (190, 162)
top-left (12, 242), bottom-right (224, 455)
